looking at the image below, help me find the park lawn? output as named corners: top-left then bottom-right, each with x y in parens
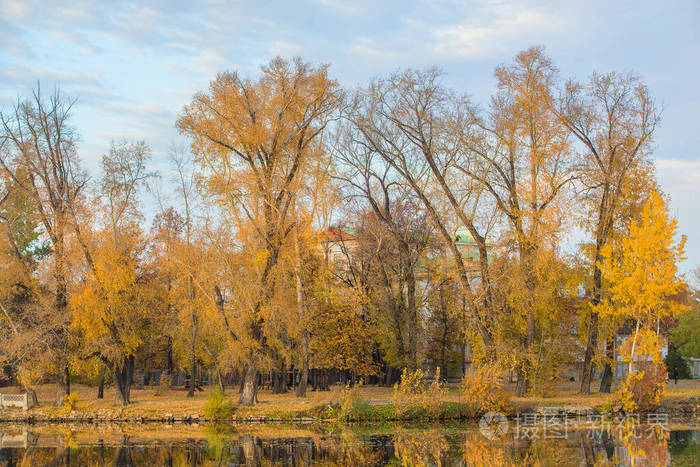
top-left (1, 379), bottom-right (698, 420)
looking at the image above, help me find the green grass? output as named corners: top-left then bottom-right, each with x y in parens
top-left (340, 402), bottom-right (484, 422)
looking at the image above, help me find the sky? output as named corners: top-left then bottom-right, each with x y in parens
top-left (1, 0), bottom-right (699, 274)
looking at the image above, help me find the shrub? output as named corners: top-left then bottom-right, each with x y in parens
top-left (339, 380), bottom-right (370, 421)
top-left (63, 393), bottom-right (80, 412)
top-left (616, 363), bottom-right (666, 413)
top-left (392, 367), bottom-right (446, 419)
top-left (460, 365), bottom-right (511, 418)
top-left (202, 387), bottom-right (235, 421)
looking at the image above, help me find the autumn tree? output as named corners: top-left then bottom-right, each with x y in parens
top-left (461, 47), bottom-right (575, 395)
top-left (160, 149), bottom-right (204, 398)
top-left (344, 68), bottom-right (499, 362)
top-left (557, 71), bottom-right (659, 393)
top-left (333, 131), bottom-right (434, 370)
top-left (0, 86), bottom-right (87, 404)
top-left (177, 57), bottom-right (341, 405)
top-left (0, 170), bottom-right (49, 406)
top-left (71, 140), bottom-right (158, 405)
top-left (597, 190), bottom-right (687, 410)
top-left (309, 280), bottom-right (380, 380)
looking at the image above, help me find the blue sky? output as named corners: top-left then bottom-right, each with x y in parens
top-left (1, 0), bottom-right (699, 274)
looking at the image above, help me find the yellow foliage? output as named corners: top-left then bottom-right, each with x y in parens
top-left (339, 380), bottom-right (367, 420)
top-left (598, 190), bottom-right (686, 412)
top-left (460, 364), bottom-right (512, 417)
top-left (392, 367), bottom-right (446, 418)
top-left (598, 190), bottom-right (687, 330)
top-left (310, 285), bottom-right (380, 376)
top-left (71, 232), bottom-right (160, 367)
top-left (63, 392), bottom-right (80, 413)
top-left (393, 428), bottom-right (449, 467)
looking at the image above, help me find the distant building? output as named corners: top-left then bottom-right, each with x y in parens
top-left (614, 325), bottom-right (669, 379)
top-left (323, 226), bottom-right (356, 272)
top-left (453, 227), bottom-right (480, 262)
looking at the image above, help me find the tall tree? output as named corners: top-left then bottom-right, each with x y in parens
top-left (333, 129), bottom-right (432, 370)
top-left (71, 140), bottom-right (156, 405)
top-left (0, 170), bottom-right (48, 406)
top-left (558, 71), bottom-right (659, 393)
top-left (168, 149), bottom-right (201, 398)
top-left (467, 47), bottom-right (574, 395)
top-left (177, 57), bottom-right (340, 405)
top-left (344, 69), bottom-right (499, 361)
top-left (0, 86), bottom-right (87, 404)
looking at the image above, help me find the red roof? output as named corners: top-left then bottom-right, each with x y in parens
top-left (325, 227), bottom-right (355, 241)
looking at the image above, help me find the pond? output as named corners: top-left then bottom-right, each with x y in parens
top-left (0, 422), bottom-right (698, 465)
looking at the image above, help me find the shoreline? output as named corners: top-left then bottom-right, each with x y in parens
top-left (1, 398), bottom-right (698, 425)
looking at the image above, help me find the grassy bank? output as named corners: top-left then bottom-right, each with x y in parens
top-left (0, 380), bottom-right (698, 423)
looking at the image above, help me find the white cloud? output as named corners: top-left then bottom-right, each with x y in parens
top-left (0, 0), bottom-right (31, 19)
top-left (656, 157), bottom-right (700, 272)
top-left (317, 0), bottom-right (367, 16)
top-left (656, 158), bottom-right (700, 189)
top-left (431, 9), bottom-right (550, 58)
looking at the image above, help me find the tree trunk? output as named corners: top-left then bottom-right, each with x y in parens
top-left (293, 225), bottom-right (309, 399)
top-left (272, 361), bottom-right (287, 394)
top-left (239, 358), bottom-right (258, 406)
top-left (187, 311), bottom-right (199, 398)
top-left (515, 364), bottom-right (528, 397)
top-left (383, 364), bottom-right (392, 387)
top-left (97, 364), bottom-right (105, 399)
top-left (25, 385), bottom-right (39, 408)
top-left (55, 366), bottom-right (69, 406)
top-left (400, 241), bottom-right (419, 370)
top-left (296, 352), bottom-right (309, 398)
top-left (280, 362), bottom-right (287, 392)
top-left (599, 337), bottom-right (615, 393)
top-left (461, 343), bottom-right (468, 378)
top-left (114, 355), bottom-right (134, 406)
top-left (296, 358), bottom-right (309, 397)
top-left (217, 369), bottom-right (224, 394)
top-left (53, 230), bottom-right (70, 407)
top-left (581, 246), bottom-right (605, 394)
top-left (439, 286), bottom-right (448, 372)
top-left (167, 338), bottom-right (174, 385)
top-left (580, 312), bottom-right (599, 394)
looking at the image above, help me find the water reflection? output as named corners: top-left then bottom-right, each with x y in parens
top-left (0, 424), bottom-right (697, 466)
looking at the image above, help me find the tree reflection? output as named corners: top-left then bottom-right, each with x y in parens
top-left (0, 424), bottom-right (693, 465)
top-left (392, 427), bottom-right (449, 466)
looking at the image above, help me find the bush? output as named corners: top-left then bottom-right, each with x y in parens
top-left (392, 367), bottom-right (446, 419)
top-left (202, 387), bottom-right (235, 421)
top-left (63, 393), bottom-right (80, 412)
top-left (665, 348), bottom-right (691, 379)
top-left (339, 380), bottom-right (366, 420)
top-left (460, 365), bottom-right (511, 418)
top-left (616, 363), bottom-right (666, 413)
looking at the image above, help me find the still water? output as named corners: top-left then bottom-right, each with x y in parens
top-left (0, 423), bottom-right (698, 466)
